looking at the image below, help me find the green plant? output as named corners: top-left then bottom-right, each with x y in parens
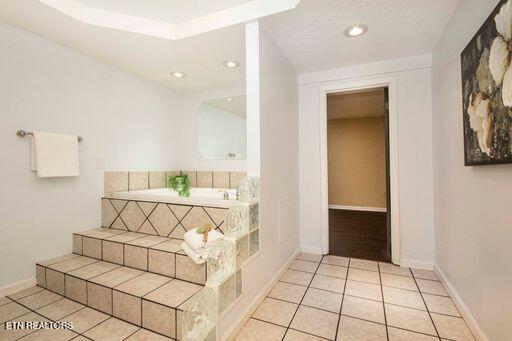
top-left (169, 173), bottom-right (190, 197)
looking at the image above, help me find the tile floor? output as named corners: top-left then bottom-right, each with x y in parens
top-left (237, 253), bottom-right (475, 341)
top-left (0, 286), bottom-right (172, 340)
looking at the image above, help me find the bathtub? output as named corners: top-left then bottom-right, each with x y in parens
top-left (111, 187), bottom-right (239, 208)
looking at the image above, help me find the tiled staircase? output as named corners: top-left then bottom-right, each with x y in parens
top-left (34, 227), bottom-right (205, 340)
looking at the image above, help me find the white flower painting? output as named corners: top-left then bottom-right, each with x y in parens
top-left (462, 0), bottom-right (512, 165)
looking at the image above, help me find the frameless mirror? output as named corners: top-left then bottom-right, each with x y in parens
top-left (197, 95), bottom-right (246, 160)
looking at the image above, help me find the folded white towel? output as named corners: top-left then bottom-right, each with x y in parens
top-left (181, 242), bottom-right (208, 265)
top-left (31, 132), bottom-right (79, 178)
top-left (184, 228), bottom-right (224, 253)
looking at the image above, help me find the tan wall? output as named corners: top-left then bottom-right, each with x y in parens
top-left (327, 117), bottom-right (387, 208)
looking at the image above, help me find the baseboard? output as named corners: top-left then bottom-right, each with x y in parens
top-left (0, 277), bottom-right (36, 298)
top-left (301, 246), bottom-right (323, 255)
top-left (434, 264), bottom-right (488, 341)
top-left (400, 258), bottom-right (433, 270)
top-left (221, 248), bottom-right (301, 340)
top-left (328, 205), bottom-right (387, 212)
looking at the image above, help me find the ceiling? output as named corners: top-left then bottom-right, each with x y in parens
top-left (327, 88), bottom-right (385, 120)
top-left (262, 0), bottom-right (460, 73)
top-left (0, 0), bottom-right (460, 93)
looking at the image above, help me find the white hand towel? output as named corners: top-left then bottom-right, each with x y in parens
top-left (181, 242), bottom-right (208, 265)
top-left (184, 228), bottom-right (224, 253)
top-left (31, 132), bottom-right (79, 178)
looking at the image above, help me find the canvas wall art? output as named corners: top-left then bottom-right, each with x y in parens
top-left (461, 0), bottom-right (512, 165)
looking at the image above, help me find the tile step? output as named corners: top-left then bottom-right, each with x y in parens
top-left (35, 253), bottom-right (204, 339)
top-left (73, 228), bottom-right (206, 285)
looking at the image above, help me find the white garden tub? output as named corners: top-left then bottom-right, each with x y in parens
top-left (111, 187), bottom-right (239, 208)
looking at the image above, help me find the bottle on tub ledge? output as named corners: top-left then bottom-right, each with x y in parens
top-left (168, 171), bottom-right (190, 197)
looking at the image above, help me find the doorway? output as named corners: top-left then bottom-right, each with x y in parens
top-left (319, 76), bottom-right (400, 265)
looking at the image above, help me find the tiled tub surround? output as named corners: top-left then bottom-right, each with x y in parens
top-left (105, 171), bottom-right (247, 195)
top-left (237, 254), bottom-right (475, 341)
top-left (101, 197), bottom-right (230, 238)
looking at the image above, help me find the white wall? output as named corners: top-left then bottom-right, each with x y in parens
top-left (178, 85), bottom-right (247, 172)
top-left (432, 0), bottom-right (512, 340)
top-left (298, 55), bottom-right (435, 267)
top-left (220, 21), bottom-right (300, 337)
top-left (0, 21), bottom-right (180, 287)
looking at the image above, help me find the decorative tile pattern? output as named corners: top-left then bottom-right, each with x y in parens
top-left (148, 203), bottom-right (179, 236)
top-left (120, 201), bottom-right (146, 231)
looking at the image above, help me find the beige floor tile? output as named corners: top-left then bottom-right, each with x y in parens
top-left (17, 289), bottom-right (62, 310)
top-left (290, 260), bottom-right (319, 273)
top-left (322, 255), bottom-right (350, 267)
top-left (150, 239), bottom-right (182, 253)
top-left (379, 263), bottom-right (412, 277)
top-left (431, 313), bottom-right (475, 340)
top-left (387, 327), bottom-right (439, 340)
top-left (36, 298), bottom-right (84, 320)
top-left (60, 307), bottom-right (109, 333)
top-left (341, 296), bottom-right (385, 324)
top-left (416, 279), bottom-right (448, 296)
top-left (0, 297), bottom-right (11, 306)
top-left (317, 264), bottom-right (348, 279)
top-left (347, 268), bottom-right (380, 285)
top-left (302, 287), bottom-right (343, 313)
top-left (37, 253), bottom-right (80, 267)
top-left (48, 256), bottom-right (99, 273)
top-left (290, 305), bottom-right (338, 340)
top-left (125, 328), bottom-right (173, 340)
top-left (423, 294), bottom-right (459, 316)
top-left (105, 232), bottom-right (146, 243)
top-left (19, 328), bottom-right (78, 340)
top-left (70, 336), bottom-right (92, 340)
top-left (280, 270), bottom-right (314, 286)
top-left (252, 297), bottom-right (298, 327)
top-left (385, 304), bottom-right (436, 336)
top-left (7, 286), bottom-right (44, 300)
top-left (345, 280), bottom-right (382, 301)
top-left (126, 235), bottom-right (169, 247)
top-left (381, 273), bottom-right (418, 291)
top-left (337, 315), bottom-right (387, 341)
top-left (350, 259), bottom-right (379, 272)
top-left (412, 269), bottom-right (439, 281)
top-left (237, 318), bottom-right (286, 341)
top-left (89, 267), bottom-right (143, 287)
top-left (115, 272), bottom-right (171, 297)
top-left (310, 274), bottom-right (345, 293)
top-left (269, 282), bottom-right (307, 303)
top-left (0, 302), bottom-right (30, 323)
top-left (84, 317), bottom-right (140, 340)
top-left (144, 279), bottom-right (202, 308)
top-left (284, 329), bottom-right (325, 340)
top-left (382, 286), bottom-right (426, 310)
top-left (69, 260), bottom-right (118, 280)
top-left (0, 312), bottom-right (50, 340)
top-left (297, 253), bottom-right (323, 263)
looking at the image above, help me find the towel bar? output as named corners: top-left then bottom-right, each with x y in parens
top-left (16, 129), bottom-right (82, 141)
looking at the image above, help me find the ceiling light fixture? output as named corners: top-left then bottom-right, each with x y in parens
top-left (344, 24), bottom-right (368, 38)
top-left (171, 71), bottom-right (186, 78)
top-left (226, 98), bottom-right (233, 101)
top-left (223, 60), bottom-right (239, 68)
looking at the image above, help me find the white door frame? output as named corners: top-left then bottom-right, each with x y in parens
top-left (319, 75), bottom-right (401, 265)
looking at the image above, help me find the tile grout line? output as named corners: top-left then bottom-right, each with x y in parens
top-left (377, 262), bottom-right (390, 341)
top-left (333, 257), bottom-right (350, 341)
top-left (411, 268), bottom-right (441, 339)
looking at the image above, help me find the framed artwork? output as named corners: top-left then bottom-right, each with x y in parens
top-left (461, 0), bottom-right (512, 165)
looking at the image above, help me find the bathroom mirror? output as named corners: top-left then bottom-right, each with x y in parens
top-left (197, 95), bottom-right (246, 160)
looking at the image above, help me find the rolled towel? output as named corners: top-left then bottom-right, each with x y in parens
top-left (184, 227), bottom-right (224, 253)
top-left (181, 242), bottom-right (208, 265)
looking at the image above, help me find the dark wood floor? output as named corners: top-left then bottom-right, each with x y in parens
top-left (329, 209), bottom-right (389, 262)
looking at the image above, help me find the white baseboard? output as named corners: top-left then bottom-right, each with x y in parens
top-left (328, 205), bottom-right (387, 212)
top-left (434, 264), bottom-right (488, 341)
top-left (301, 246), bottom-right (323, 255)
top-left (221, 248), bottom-right (301, 340)
top-left (0, 277), bottom-right (36, 298)
top-left (400, 259), bottom-right (433, 270)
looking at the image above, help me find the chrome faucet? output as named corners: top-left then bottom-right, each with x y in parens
top-left (223, 190), bottom-right (229, 200)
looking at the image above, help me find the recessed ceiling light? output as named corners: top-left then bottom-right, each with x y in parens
top-left (171, 71), bottom-right (186, 78)
top-left (226, 98), bottom-right (233, 101)
top-left (223, 60), bottom-right (239, 68)
top-left (344, 24), bottom-right (368, 38)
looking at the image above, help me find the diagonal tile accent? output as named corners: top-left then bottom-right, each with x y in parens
top-left (168, 205), bottom-right (192, 221)
top-left (148, 204), bottom-right (179, 236)
top-left (180, 207), bottom-right (215, 231)
top-left (169, 224), bottom-right (187, 239)
top-left (102, 199), bottom-right (117, 227)
top-left (110, 199), bottom-right (128, 214)
top-left (138, 220), bottom-right (158, 235)
top-left (120, 202), bottom-right (146, 231)
top-left (204, 207), bottom-right (228, 226)
top-left (138, 202), bottom-right (158, 216)
top-left (111, 216), bottom-right (128, 230)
